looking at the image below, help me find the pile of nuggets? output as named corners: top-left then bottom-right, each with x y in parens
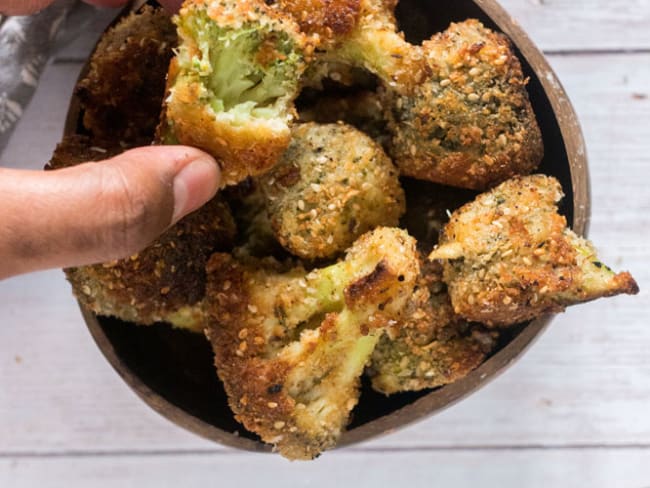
top-left (49, 1), bottom-right (639, 460)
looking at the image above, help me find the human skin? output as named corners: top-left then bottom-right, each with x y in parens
top-left (0, 0), bottom-right (220, 280)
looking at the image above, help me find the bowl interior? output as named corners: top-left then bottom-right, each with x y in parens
top-left (78, 0), bottom-right (584, 451)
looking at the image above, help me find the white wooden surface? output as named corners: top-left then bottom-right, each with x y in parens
top-left (1, 2), bottom-right (649, 486)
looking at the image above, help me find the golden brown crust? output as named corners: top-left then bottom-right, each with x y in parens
top-left (48, 135), bottom-right (237, 330)
top-left (203, 228), bottom-right (419, 459)
top-left (430, 175), bottom-right (639, 326)
top-left (165, 0), bottom-right (308, 187)
top-left (384, 19), bottom-right (543, 190)
top-left (275, 0), bottom-right (361, 44)
top-left (369, 258), bottom-right (497, 394)
top-left (261, 123), bottom-right (405, 259)
top-left (76, 6), bottom-right (176, 142)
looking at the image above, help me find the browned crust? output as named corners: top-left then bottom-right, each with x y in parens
top-left (275, 0), bottom-right (361, 43)
top-left (432, 175), bottom-right (639, 326)
top-left (369, 257), bottom-right (497, 394)
top-left (166, 81), bottom-right (291, 187)
top-left (76, 5), bottom-right (176, 142)
top-left (344, 259), bottom-right (391, 308)
top-left (385, 19), bottom-right (544, 190)
top-left (49, 135), bottom-right (236, 328)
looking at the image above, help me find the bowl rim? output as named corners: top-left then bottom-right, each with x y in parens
top-left (69, 0), bottom-right (590, 453)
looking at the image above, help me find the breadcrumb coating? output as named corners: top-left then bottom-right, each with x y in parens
top-left (384, 19), bottom-right (543, 190)
top-left (203, 227), bottom-right (419, 459)
top-left (165, 0), bottom-right (309, 186)
top-left (369, 258), bottom-right (497, 394)
top-left (76, 6), bottom-right (177, 142)
top-left (429, 175), bottom-right (639, 326)
top-left (261, 122), bottom-right (405, 259)
top-left (48, 135), bottom-right (237, 331)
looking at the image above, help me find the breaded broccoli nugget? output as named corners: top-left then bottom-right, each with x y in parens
top-left (76, 6), bottom-right (177, 142)
top-left (48, 135), bottom-right (237, 331)
top-left (429, 175), bottom-right (639, 326)
top-left (384, 19), bottom-right (543, 190)
top-left (369, 259), bottom-right (497, 394)
top-left (203, 227), bottom-right (419, 459)
top-left (260, 122), bottom-right (405, 259)
top-left (276, 0), bottom-right (428, 90)
top-left (165, 0), bottom-right (309, 186)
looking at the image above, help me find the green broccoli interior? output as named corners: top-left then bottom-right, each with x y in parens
top-left (178, 11), bottom-right (303, 124)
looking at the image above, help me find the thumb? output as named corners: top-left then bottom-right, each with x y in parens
top-left (0, 146), bottom-right (220, 279)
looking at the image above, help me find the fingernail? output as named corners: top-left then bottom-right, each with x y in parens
top-left (172, 156), bottom-right (221, 224)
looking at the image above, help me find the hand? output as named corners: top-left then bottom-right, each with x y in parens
top-left (0, 147), bottom-right (221, 279)
top-left (0, 0), bottom-right (184, 16)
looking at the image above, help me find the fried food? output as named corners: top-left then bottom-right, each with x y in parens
top-left (164, 0), bottom-right (309, 186)
top-left (383, 19), bottom-right (543, 190)
top-left (76, 6), bottom-right (177, 142)
top-left (260, 122), bottom-right (405, 259)
top-left (369, 259), bottom-right (497, 394)
top-left (276, 0), bottom-right (428, 90)
top-left (203, 227), bottom-right (419, 459)
top-left (48, 135), bottom-right (237, 331)
top-left (429, 175), bottom-right (639, 326)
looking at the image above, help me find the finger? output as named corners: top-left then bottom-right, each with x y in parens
top-left (0, 146), bottom-right (220, 279)
top-left (0, 0), bottom-right (53, 15)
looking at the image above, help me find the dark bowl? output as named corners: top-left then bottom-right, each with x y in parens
top-left (66, 0), bottom-right (589, 453)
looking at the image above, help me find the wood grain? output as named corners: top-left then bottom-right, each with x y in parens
top-left (2, 449), bottom-right (650, 487)
top-left (1, 2), bottom-right (649, 482)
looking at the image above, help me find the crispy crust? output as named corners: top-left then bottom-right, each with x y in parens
top-left (48, 135), bottom-right (237, 331)
top-left (385, 19), bottom-right (543, 190)
top-left (275, 0), bottom-right (361, 44)
top-left (76, 6), bottom-right (176, 142)
top-left (430, 175), bottom-right (639, 326)
top-left (369, 258), bottom-right (497, 394)
top-left (203, 228), bottom-right (419, 459)
top-left (166, 0), bottom-right (307, 187)
top-left (261, 123), bottom-right (405, 259)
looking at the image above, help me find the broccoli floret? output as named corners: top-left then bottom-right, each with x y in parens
top-left (368, 259), bottom-right (497, 394)
top-left (429, 175), bottom-right (639, 327)
top-left (203, 227), bottom-right (419, 459)
top-left (260, 122), bottom-right (405, 259)
top-left (165, 0), bottom-right (309, 186)
top-left (383, 19), bottom-right (543, 190)
top-left (275, 0), bottom-right (428, 91)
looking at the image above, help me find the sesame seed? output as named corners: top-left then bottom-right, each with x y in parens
top-left (248, 304), bottom-right (258, 313)
top-left (467, 93), bottom-right (480, 102)
top-left (81, 285), bottom-right (91, 295)
top-left (274, 421), bottom-right (286, 430)
top-left (223, 280), bottom-right (231, 291)
top-left (440, 79), bottom-right (451, 87)
top-left (160, 286), bottom-right (170, 295)
top-left (503, 296), bottom-right (512, 305)
top-left (540, 286), bottom-right (549, 294)
top-left (310, 183), bottom-right (321, 192)
top-left (501, 249), bottom-right (513, 257)
top-left (268, 402), bottom-right (278, 408)
top-left (534, 248), bottom-right (546, 256)
top-left (522, 256), bottom-right (533, 266)
top-left (469, 67), bottom-right (481, 77)
top-left (327, 203), bottom-right (336, 211)
top-left (238, 328), bottom-right (249, 340)
top-left (493, 220), bottom-right (504, 229)
top-left (239, 341), bottom-right (247, 352)
top-left (297, 200), bottom-right (305, 211)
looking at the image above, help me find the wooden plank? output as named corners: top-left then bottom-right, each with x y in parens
top-left (53, 0), bottom-right (650, 64)
top-left (2, 449), bottom-right (650, 487)
top-left (0, 54), bottom-right (648, 453)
